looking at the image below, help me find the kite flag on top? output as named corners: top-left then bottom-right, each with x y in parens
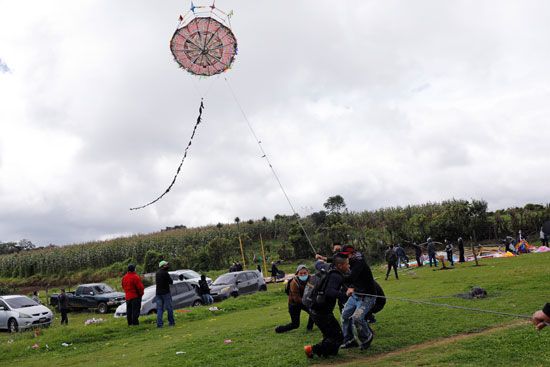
top-left (130, 1), bottom-right (237, 211)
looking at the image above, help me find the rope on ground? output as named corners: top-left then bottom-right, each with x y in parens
top-left (224, 77), bottom-right (316, 255)
top-left (353, 292), bottom-right (536, 320)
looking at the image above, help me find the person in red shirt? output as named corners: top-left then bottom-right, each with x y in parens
top-left (121, 264), bottom-right (145, 326)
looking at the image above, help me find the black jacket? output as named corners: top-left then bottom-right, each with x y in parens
top-left (347, 252), bottom-right (377, 295)
top-left (198, 279), bottom-right (210, 295)
top-left (58, 293), bottom-right (69, 311)
top-left (155, 268), bottom-right (173, 295)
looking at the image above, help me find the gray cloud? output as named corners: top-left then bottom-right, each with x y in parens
top-left (1, 0), bottom-right (550, 246)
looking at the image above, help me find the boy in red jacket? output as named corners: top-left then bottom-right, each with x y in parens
top-left (122, 264), bottom-right (145, 326)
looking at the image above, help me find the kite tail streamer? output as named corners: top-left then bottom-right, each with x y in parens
top-left (130, 99), bottom-right (205, 211)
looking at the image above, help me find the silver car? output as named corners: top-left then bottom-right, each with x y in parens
top-left (0, 295), bottom-right (53, 332)
top-left (114, 281), bottom-right (202, 318)
top-left (210, 270), bottom-right (267, 301)
top-left (169, 269), bottom-right (212, 285)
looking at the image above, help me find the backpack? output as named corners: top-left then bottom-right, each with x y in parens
top-left (302, 268), bottom-right (337, 309)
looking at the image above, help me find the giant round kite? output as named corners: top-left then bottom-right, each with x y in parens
top-left (170, 17), bottom-right (237, 76)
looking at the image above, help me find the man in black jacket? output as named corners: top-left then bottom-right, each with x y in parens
top-left (458, 237), bottom-right (465, 263)
top-left (58, 288), bottom-right (69, 325)
top-left (412, 242), bottom-right (423, 267)
top-left (198, 274), bottom-right (213, 305)
top-left (304, 253), bottom-right (348, 358)
top-left (340, 245), bottom-right (377, 350)
top-left (155, 260), bottom-right (174, 328)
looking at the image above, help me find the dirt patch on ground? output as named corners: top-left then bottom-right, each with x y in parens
top-left (316, 320), bottom-right (527, 366)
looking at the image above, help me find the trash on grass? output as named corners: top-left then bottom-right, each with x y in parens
top-left (84, 318), bottom-right (104, 325)
top-left (176, 351), bottom-right (186, 355)
top-left (224, 339), bottom-right (232, 344)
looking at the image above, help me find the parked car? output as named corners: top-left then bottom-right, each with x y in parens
top-left (114, 280), bottom-right (202, 318)
top-left (210, 270), bottom-right (267, 301)
top-left (0, 295), bottom-right (53, 332)
top-left (50, 283), bottom-right (125, 314)
top-left (169, 269), bottom-right (212, 285)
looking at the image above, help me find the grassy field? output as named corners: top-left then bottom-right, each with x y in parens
top-left (1, 253), bottom-right (549, 366)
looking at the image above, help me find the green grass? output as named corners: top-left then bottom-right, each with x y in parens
top-left (1, 253), bottom-right (549, 366)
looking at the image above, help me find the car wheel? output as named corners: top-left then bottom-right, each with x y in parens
top-left (192, 300), bottom-right (203, 307)
top-left (231, 291), bottom-right (239, 298)
top-left (8, 318), bottom-right (18, 333)
top-left (259, 285), bottom-right (267, 291)
top-left (97, 303), bottom-right (108, 314)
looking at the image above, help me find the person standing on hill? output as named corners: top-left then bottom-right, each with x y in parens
top-left (275, 264), bottom-right (314, 333)
top-left (31, 291), bottom-right (41, 304)
top-left (385, 245), bottom-right (399, 280)
top-left (427, 238), bottom-right (438, 267)
top-left (457, 237), bottom-right (465, 262)
top-left (270, 262), bottom-right (280, 283)
top-left (412, 242), bottom-right (423, 267)
top-left (444, 240), bottom-right (454, 266)
top-left (58, 288), bottom-right (69, 325)
top-left (304, 254), bottom-right (348, 358)
top-left (394, 243), bottom-right (409, 268)
top-left (198, 274), bottom-right (214, 305)
top-left (122, 264), bottom-right (145, 326)
top-left (155, 260), bottom-right (175, 328)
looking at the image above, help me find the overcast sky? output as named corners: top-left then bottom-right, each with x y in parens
top-left (1, 0), bottom-right (549, 246)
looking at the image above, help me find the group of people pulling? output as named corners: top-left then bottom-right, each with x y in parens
top-left (384, 237), bottom-right (467, 279)
top-left (275, 243), bottom-right (384, 359)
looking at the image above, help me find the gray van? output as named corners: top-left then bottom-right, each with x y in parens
top-left (210, 271), bottom-right (267, 301)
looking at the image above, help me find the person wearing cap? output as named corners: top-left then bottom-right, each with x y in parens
top-left (155, 260), bottom-right (174, 328)
top-left (275, 265), bottom-right (314, 333)
top-left (340, 245), bottom-right (377, 351)
top-left (122, 264), bottom-right (145, 326)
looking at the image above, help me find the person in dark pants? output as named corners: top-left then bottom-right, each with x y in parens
top-left (270, 262), bottom-right (280, 283)
top-left (427, 238), bottom-right (438, 267)
top-left (304, 254), bottom-right (348, 359)
top-left (385, 245), bottom-right (398, 280)
top-left (155, 260), bottom-right (174, 328)
top-left (444, 240), bottom-right (454, 266)
top-left (412, 242), bottom-right (423, 267)
top-left (458, 237), bottom-right (465, 263)
top-left (275, 265), bottom-right (314, 333)
top-left (122, 264), bottom-right (145, 326)
top-left (58, 288), bottom-right (69, 325)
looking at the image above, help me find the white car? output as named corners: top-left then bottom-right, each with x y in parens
top-left (0, 295), bottom-right (53, 332)
top-left (114, 281), bottom-right (202, 318)
top-left (169, 269), bottom-right (212, 285)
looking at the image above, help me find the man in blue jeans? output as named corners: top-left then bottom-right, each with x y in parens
top-left (340, 245), bottom-right (377, 350)
top-left (155, 260), bottom-right (175, 328)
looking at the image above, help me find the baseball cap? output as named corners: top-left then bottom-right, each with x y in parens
top-left (159, 260), bottom-right (169, 268)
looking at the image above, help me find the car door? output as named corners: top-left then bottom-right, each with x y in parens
top-left (171, 283), bottom-right (186, 309)
top-left (246, 272), bottom-right (260, 293)
top-left (178, 283), bottom-right (195, 306)
top-left (236, 273), bottom-right (249, 293)
top-left (80, 287), bottom-right (96, 308)
top-left (0, 300), bottom-right (9, 329)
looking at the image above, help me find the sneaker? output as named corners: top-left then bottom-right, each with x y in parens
top-left (304, 345), bottom-right (313, 358)
top-left (340, 340), bottom-right (359, 349)
top-left (360, 331), bottom-right (374, 351)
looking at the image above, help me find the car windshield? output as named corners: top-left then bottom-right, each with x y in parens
top-left (213, 273), bottom-right (236, 285)
top-left (5, 296), bottom-right (38, 309)
top-left (182, 270), bottom-right (201, 279)
top-left (142, 286), bottom-right (156, 301)
top-left (93, 284), bottom-right (114, 294)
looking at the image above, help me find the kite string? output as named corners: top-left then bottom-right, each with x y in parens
top-left (353, 292), bottom-right (539, 321)
top-left (224, 77), bottom-right (316, 255)
top-left (129, 99), bottom-right (205, 211)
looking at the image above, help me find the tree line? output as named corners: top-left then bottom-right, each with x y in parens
top-left (0, 197), bottom-right (548, 278)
